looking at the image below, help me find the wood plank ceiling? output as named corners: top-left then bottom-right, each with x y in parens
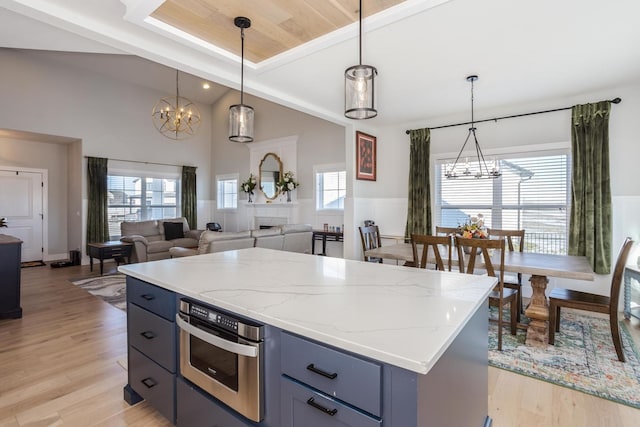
top-left (151, 0), bottom-right (405, 63)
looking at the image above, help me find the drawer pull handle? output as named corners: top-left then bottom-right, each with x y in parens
top-left (307, 397), bottom-right (338, 416)
top-left (140, 330), bottom-right (156, 340)
top-left (141, 377), bottom-right (157, 388)
top-left (306, 363), bottom-right (338, 380)
top-left (141, 294), bottom-right (155, 301)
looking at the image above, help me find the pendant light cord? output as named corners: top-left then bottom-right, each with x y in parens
top-left (240, 26), bottom-right (245, 105)
top-left (358, 0), bottom-right (363, 66)
top-left (175, 69), bottom-right (179, 106)
top-left (470, 76), bottom-right (475, 129)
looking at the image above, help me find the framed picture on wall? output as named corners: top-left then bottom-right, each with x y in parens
top-left (356, 131), bottom-right (376, 181)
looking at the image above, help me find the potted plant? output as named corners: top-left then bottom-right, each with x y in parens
top-left (277, 171), bottom-right (299, 202)
top-left (241, 174), bottom-right (257, 203)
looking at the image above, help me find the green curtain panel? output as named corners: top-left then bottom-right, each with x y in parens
top-left (182, 166), bottom-right (197, 229)
top-left (569, 101), bottom-right (612, 274)
top-left (405, 128), bottom-right (432, 240)
top-left (86, 157), bottom-right (109, 247)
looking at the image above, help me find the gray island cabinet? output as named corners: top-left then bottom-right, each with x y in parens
top-left (120, 247), bottom-right (495, 427)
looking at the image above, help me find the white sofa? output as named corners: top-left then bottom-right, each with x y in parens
top-left (169, 224), bottom-right (313, 258)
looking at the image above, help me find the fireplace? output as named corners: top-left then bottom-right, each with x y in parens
top-left (254, 216), bottom-right (288, 229)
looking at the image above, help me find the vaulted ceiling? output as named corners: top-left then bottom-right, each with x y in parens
top-left (1, 0), bottom-right (639, 127)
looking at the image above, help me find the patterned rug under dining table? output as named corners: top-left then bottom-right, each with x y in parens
top-left (364, 243), bottom-right (595, 347)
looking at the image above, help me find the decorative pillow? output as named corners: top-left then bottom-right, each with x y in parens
top-left (164, 221), bottom-right (185, 241)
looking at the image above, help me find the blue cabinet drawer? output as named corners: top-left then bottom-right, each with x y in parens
top-left (176, 378), bottom-right (252, 427)
top-left (129, 347), bottom-right (175, 423)
top-left (281, 377), bottom-right (381, 427)
top-left (128, 303), bottom-right (176, 372)
top-left (281, 332), bottom-right (381, 417)
top-left (126, 276), bottom-right (175, 320)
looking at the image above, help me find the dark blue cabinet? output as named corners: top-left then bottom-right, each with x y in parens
top-left (281, 378), bottom-right (381, 427)
top-left (177, 378), bottom-right (252, 427)
top-left (0, 235), bottom-right (22, 319)
top-left (124, 277), bottom-right (177, 423)
top-left (129, 347), bottom-right (176, 422)
top-left (281, 332), bottom-right (381, 417)
top-left (281, 332), bottom-right (382, 426)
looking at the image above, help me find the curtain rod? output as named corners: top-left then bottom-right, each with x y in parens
top-left (83, 156), bottom-right (195, 169)
top-left (405, 97), bottom-right (622, 134)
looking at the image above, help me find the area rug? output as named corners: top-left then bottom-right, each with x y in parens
top-left (21, 260), bottom-right (45, 268)
top-left (71, 274), bottom-right (126, 311)
top-left (489, 310), bottom-right (640, 409)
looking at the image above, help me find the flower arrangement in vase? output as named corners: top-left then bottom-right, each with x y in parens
top-left (277, 171), bottom-right (299, 202)
top-left (458, 214), bottom-right (488, 239)
top-left (241, 173), bottom-right (257, 203)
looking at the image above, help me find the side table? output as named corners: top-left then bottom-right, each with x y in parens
top-left (624, 265), bottom-right (640, 320)
top-left (312, 230), bottom-right (344, 256)
top-left (88, 241), bottom-right (133, 276)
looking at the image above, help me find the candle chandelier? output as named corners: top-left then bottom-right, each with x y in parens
top-left (344, 0), bottom-right (377, 120)
top-left (229, 16), bottom-right (254, 143)
top-left (445, 75), bottom-right (501, 179)
top-left (151, 69), bottom-right (201, 140)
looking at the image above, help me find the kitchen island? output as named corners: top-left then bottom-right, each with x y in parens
top-left (120, 247), bottom-right (496, 426)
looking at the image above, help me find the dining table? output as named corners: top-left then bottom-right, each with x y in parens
top-left (364, 243), bottom-right (595, 347)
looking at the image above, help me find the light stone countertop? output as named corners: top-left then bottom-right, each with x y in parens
top-left (119, 247), bottom-right (496, 374)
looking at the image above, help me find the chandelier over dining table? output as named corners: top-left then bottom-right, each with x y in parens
top-left (445, 75), bottom-right (501, 179)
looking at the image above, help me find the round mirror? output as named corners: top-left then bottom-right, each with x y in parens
top-left (259, 153), bottom-right (282, 200)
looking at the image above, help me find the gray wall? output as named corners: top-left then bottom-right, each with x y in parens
top-left (0, 48), bottom-right (213, 258)
top-left (0, 48), bottom-right (346, 257)
top-left (210, 90), bottom-right (346, 201)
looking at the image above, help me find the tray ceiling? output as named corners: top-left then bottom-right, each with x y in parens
top-left (151, 0), bottom-right (405, 63)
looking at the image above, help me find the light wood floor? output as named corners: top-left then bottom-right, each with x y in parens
top-left (1, 263), bottom-right (639, 426)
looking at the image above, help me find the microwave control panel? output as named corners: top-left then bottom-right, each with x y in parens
top-left (188, 302), bottom-right (238, 332)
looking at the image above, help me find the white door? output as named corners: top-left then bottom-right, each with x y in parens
top-left (0, 170), bottom-right (44, 262)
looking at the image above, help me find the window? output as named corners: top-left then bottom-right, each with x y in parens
top-left (217, 174), bottom-right (238, 210)
top-left (316, 166), bottom-right (346, 210)
top-left (436, 151), bottom-right (570, 254)
top-left (107, 174), bottom-right (179, 239)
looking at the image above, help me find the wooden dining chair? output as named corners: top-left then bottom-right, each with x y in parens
top-left (548, 237), bottom-right (634, 362)
top-left (359, 225), bottom-right (383, 263)
top-left (411, 234), bottom-right (452, 271)
top-left (455, 236), bottom-right (518, 351)
top-left (488, 228), bottom-right (525, 321)
top-left (435, 226), bottom-right (458, 236)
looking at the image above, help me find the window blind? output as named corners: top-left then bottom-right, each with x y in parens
top-left (436, 152), bottom-right (570, 254)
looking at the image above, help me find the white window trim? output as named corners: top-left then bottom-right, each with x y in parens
top-left (216, 173), bottom-right (239, 211)
top-left (314, 163), bottom-right (346, 212)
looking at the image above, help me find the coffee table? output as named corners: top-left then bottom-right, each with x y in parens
top-left (88, 241), bottom-right (133, 275)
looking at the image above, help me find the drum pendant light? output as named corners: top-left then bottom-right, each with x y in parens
top-left (345, 0), bottom-right (378, 119)
top-left (229, 17), bottom-right (254, 143)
